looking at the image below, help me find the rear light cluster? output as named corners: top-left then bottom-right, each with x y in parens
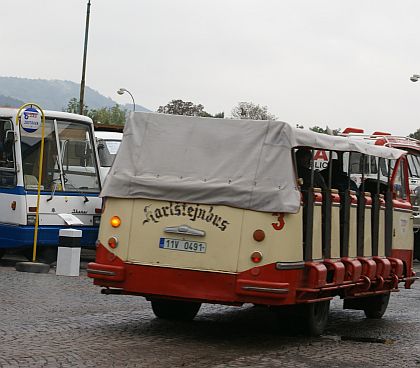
top-left (251, 229), bottom-right (265, 263)
top-left (251, 251), bottom-right (263, 263)
top-left (253, 229), bottom-right (265, 242)
top-left (110, 216), bottom-right (121, 228)
top-left (108, 236), bottom-right (119, 249)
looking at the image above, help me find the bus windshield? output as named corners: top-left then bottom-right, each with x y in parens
top-left (21, 118), bottom-right (100, 193)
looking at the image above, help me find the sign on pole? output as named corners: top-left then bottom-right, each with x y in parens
top-left (16, 103), bottom-right (46, 262)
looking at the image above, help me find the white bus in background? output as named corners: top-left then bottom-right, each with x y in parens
top-left (94, 125), bottom-right (123, 183)
top-left (0, 108), bottom-right (102, 262)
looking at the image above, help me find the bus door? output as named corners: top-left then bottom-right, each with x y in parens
top-left (406, 154), bottom-right (420, 230)
top-left (390, 158), bottom-right (413, 255)
top-left (0, 118), bottom-right (23, 227)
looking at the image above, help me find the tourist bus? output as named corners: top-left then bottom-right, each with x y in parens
top-left (94, 124), bottom-right (123, 183)
top-left (88, 112), bottom-right (417, 335)
top-left (0, 107), bottom-right (102, 262)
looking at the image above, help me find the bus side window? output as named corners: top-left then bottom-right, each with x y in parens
top-left (393, 160), bottom-right (408, 200)
top-left (0, 119), bottom-right (17, 187)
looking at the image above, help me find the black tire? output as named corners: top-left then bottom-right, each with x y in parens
top-left (363, 293), bottom-right (390, 319)
top-left (274, 301), bottom-right (330, 336)
top-left (151, 299), bottom-right (201, 321)
top-left (15, 261), bottom-right (50, 273)
top-left (0, 249), bottom-right (5, 260)
top-left (414, 232), bottom-right (420, 261)
top-left (300, 300), bottom-right (330, 336)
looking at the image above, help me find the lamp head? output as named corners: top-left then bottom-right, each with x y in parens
top-left (410, 74), bottom-right (420, 82)
top-left (117, 88), bottom-right (126, 95)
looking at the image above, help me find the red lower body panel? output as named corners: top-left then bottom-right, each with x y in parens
top-left (87, 244), bottom-right (416, 305)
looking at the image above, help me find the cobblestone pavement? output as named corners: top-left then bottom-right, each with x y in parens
top-left (0, 256), bottom-right (419, 368)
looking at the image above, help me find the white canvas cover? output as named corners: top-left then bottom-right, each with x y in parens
top-left (101, 112), bottom-right (405, 213)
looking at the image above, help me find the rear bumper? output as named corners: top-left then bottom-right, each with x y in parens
top-left (88, 245), bottom-right (416, 306)
top-left (88, 261), bottom-right (299, 305)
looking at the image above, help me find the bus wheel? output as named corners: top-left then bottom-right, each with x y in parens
top-left (414, 232), bottom-right (420, 261)
top-left (151, 299), bottom-right (201, 321)
top-left (363, 293), bottom-right (390, 319)
top-left (0, 249), bottom-right (5, 259)
top-left (300, 300), bottom-right (330, 336)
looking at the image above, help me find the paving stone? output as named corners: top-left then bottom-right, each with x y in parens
top-left (0, 258), bottom-right (419, 367)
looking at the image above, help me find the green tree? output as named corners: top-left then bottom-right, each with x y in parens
top-left (157, 99), bottom-right (210, 117)
top-left (409, 128), bottom-right (420, 140)
top-left (88, 105), bottom-right (127, 125)
top-left (231, 102), bottom-right (276, 120)
top-left (64, 98), bottom-right (126, 125)
top-left (213, 112), bottom-right (225, 118)
top-left (309, 125), bottom-right (341, 135)
top-left (65, 98), bottom-right (89, 116)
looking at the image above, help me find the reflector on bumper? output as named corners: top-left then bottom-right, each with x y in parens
top-left (87, 262), bottom-right (125, 281)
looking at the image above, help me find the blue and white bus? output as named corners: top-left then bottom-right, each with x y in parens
top-left (0, 108), bottom-right (102, 262)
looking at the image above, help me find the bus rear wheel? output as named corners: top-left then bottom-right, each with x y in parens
top-left (151, 299), bottom-right (201, 321)
top-left (299, 300), bottom-right (330, 336)
top-left (414, 231), bottom-right (420, 261)
top-left (274, 300), bottom-right (330, 336)
top-left (363, 293), bottom-right (390, 319)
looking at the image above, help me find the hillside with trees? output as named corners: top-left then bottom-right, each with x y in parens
top-left (0, 76), bottom-right (149, 112)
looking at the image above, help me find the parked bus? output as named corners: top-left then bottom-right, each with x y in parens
top-left (94, 124), bottom-right (123, 183)
top-left (0, 107), bottom-right (102, 262)
top-left (88, 112), bottom-right (417, 335)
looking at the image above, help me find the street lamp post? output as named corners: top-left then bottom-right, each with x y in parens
top-left (117, 88), bottom-right (136, 112)
top-left (79, 0), bottom-right (92, 115)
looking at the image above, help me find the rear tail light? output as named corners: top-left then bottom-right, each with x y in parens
top-left (108, 237), bottom-right (118, 249)
top-left (110, 216), bottom-right (121, 228)
top-left (253, 229), bottom-right (265, 242)
top-left (95, 208), bottom-right (102, 214)
top-left (250, 251), bottom-right (263, 263)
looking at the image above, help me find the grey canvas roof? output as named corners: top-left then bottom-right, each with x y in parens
top-left (101, 112), bottom-right (405, 213)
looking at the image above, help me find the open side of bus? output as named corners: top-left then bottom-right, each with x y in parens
top-left (87, 113), bottom-right (416, 336)
top-left (0, 108), bottom-right (102, 262)
top-left (340, 129), bottom-right (420, 260)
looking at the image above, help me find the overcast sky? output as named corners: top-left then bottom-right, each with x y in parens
top-left (2, 0), bottom-right (420, 135)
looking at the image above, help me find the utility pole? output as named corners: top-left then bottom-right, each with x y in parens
top-left (79, 0), bottom-right (91, 115)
